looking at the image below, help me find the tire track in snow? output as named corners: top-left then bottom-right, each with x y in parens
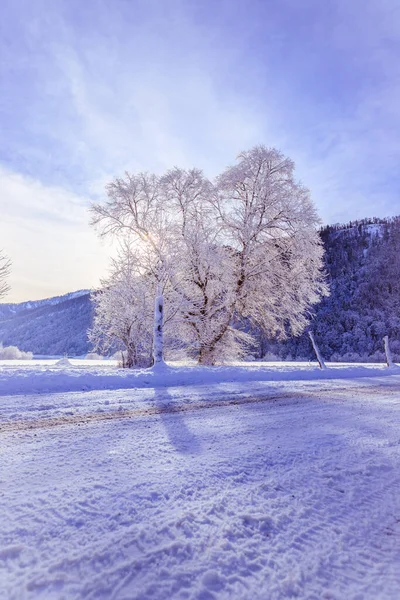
top-left (0, 392), bottom-right (304, 433)
top-left (277, 472), bottom-right (400, 598)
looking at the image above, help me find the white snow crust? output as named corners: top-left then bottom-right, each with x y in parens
top-left (1, 365), bottom-right (400, 599)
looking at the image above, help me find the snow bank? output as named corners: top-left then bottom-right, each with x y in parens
top-left (0, 345), bottom-right (32, 360)
top-left (0, 360), bottom-right (399, 396)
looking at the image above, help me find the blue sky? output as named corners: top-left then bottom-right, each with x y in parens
top-left (1, 0), bottom-right (400, 301)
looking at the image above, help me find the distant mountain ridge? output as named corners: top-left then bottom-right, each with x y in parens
top-left (0, 290), bottom-right (93, 356)
top-left (1, 216), bottom-right (400, 359)
top-left (0, 290), bottom-right (90, 320)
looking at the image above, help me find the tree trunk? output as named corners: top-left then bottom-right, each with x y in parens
top-left (153, 293), bottom-right (165, 367)
top-left (309, 331), bottom-right (326, 369)
top-left (383, 335), bottom-right (394, 368)
top-left (198, 345), bottom-right (216, 366)
top-left (126, 343), bottom-right (136, 368)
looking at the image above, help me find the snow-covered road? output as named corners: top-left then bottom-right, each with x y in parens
top-left (1, 376), bottom-right (400, 599)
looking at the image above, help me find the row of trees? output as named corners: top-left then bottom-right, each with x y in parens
top-left (89, 146), bottom-right (328, 367)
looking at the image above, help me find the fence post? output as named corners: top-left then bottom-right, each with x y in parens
top-left (309, 331), bottom-right (327, 369)
top-left (383, 335), bottom-right (394, 368)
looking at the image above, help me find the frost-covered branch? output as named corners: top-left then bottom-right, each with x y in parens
top-left (0, 251), bottom-right (11, 299)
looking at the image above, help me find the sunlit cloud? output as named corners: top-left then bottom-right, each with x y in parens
top-left (0, 166), bottom-right (112, 302)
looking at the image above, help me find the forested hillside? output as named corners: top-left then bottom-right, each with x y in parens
top-left (0, 291), bottom-right (92, 356)
top-left (265, 216), bottom-right (400, 361)
top-left (1, 217), bottom-right (399, 360)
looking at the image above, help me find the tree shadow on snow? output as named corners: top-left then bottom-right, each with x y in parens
top-left (152, 388), bottom-right (202, 455)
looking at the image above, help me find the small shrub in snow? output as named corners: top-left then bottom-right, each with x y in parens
top-left (0, 344), bottom-right (33, 360)
top-left (55, 357), bottom-right (72, 367)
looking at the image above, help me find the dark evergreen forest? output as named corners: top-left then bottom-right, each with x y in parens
top-left (262, 216), bottom-right (400, 362)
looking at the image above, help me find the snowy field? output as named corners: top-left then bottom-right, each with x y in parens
top-left (1, 365), bottom-right (400, 599)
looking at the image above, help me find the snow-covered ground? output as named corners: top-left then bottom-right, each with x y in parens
top-left (1, 366), bottom-right (400, 599)
top-left (0, 360), bottom-right (398, 396)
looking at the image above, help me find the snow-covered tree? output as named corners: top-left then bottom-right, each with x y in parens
top-left (89, 243), bottom-right (182, 367)
top-left (91, 173), bottom-right (180, 366)
top-left (0, 251), bottom-right (11, 299)
top-left (89, 250), bottom-right (154, 368)
top-left (91, 147), bottom-right (327, 366)
top-left (159, 167), bottom-right (248, 363)
top-left (194, 145), bottom-right (328, 364)
top-left (90, 168), bottom-right (230, 365)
